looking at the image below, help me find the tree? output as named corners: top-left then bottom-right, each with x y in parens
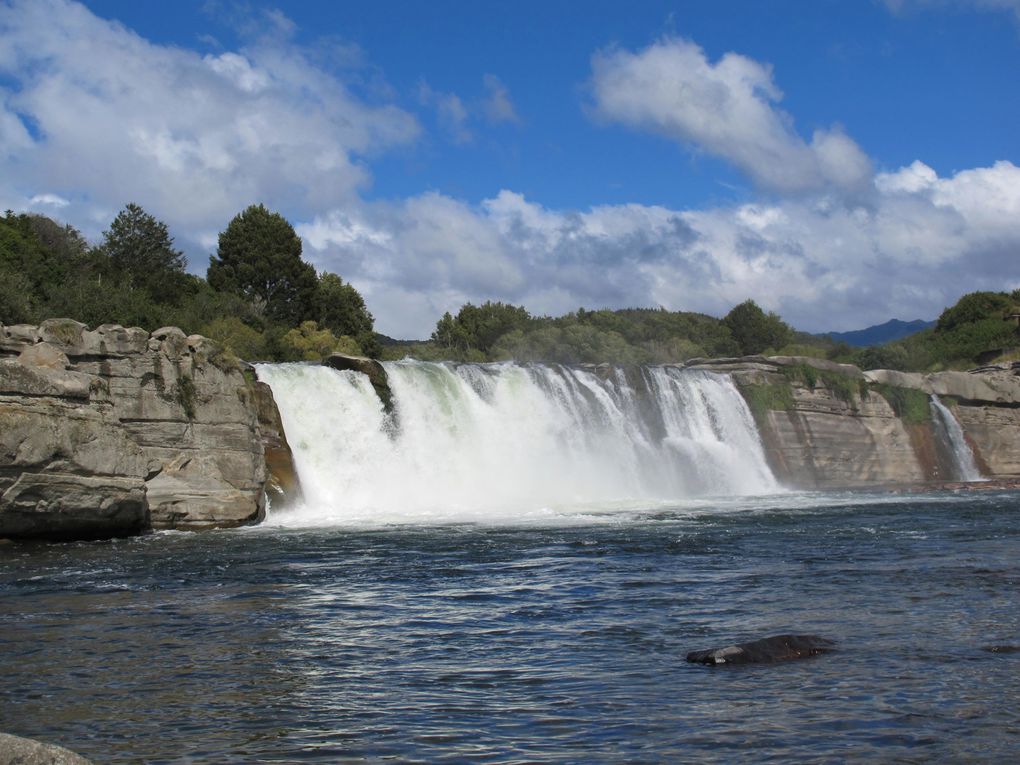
top-left (935, 291), bottom-right (1015, 333)
top-left (430, 301), bottom-right (532, 354)
top-left (207, 204), bottom-right (317, 325)
top-left (723, 299), bottom-right (793, 356)
top-left (102, 203), bottom-right (187, 301)
top-left (314, 272), bottom-right (377, 355)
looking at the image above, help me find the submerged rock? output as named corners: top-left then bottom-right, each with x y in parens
top-left (981, 644), bottom-right (1020, 654)
top-left (0, 732), bottom-right (94, 764)
top-left (686, 634), bottom-right (836, 666)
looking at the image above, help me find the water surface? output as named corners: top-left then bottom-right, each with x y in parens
top-left (2, 492), bottom-right (1019, 763)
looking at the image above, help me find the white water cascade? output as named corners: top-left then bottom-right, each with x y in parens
top-left (256, 361), bottom-right (779, 525)
top-left (929, 395), bottom-right (984, 482)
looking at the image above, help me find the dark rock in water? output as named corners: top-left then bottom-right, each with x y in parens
top-left (324, 353), bottom-right (394, 413)
top-left (982, 644), bottom-right (1020, 654)
top-left (0, 732), bottom-right (94, 764)
top-left (686, 634), bottom-right (836, 666)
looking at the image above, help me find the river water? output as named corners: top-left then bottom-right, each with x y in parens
top-left (2, 491), bottom-right (1019, 763)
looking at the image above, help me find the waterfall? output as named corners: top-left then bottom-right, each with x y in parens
top-left (255, 361), bottom-right (779, 524)
top-left (929, 395), bottom-right (984, 482)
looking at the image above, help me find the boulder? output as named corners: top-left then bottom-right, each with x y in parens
top-left (0, 733), bottom-right (94, 765)
top-left (686, 634), bottom-right (836, 666)
top-left (324, 353), bottom-right (393, 412)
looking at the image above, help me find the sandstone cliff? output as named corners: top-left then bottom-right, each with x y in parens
top-left (0, 319), bottom-right (284, 540)
top-left (691, 355), bottom-right (1020, 488)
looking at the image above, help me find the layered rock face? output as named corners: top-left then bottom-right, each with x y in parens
top-left (692, 356), bottom-right (1020, 488)
top-left (0, 319), bottom-right (274, 539)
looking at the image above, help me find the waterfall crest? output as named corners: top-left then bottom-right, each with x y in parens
top-left (256, 361), bottom-right (779, 524)
top-left (929, 395), bottom-right (983, 482)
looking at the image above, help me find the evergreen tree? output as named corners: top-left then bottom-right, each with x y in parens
top-left (102, 203), bottom-right (187, 302)
top-left (723, 299), bottom-right (793, 355)
top-left (208, 204), bottom-right (317, 325)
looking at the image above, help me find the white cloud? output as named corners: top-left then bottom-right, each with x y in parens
top-left (0, 0), bottom-right (418, 253)
top-left (29, 192), bottom-right (69, 208)
top-left (2, 2), bottom-right (1017, 341)
top-left (300, 161), bottom-right (1020, 338)
top-left (589, 38), bottom-right (872, 193)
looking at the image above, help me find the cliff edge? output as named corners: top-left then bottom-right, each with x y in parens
top-left (691, 355), bottom-right (1020, 487)
top-left (0, 319), bottom-right (278, 540)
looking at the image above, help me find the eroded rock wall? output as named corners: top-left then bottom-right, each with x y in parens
top-left (0, 319), bottom-right (275, 539)
top-left (691, 356), bottom-right (1020, 489)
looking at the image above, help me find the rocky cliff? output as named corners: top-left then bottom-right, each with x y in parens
top-left (0, 319), bottom-right (286, 540)
top-left (690, 355), bottom-right (1020, 488)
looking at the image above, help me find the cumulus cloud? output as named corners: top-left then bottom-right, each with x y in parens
top-left (0, 0), bottom-right (418, 253)
top-left (297, 161), bottom-right (1020, 338)
top-left (589, 38), bottom-right (872, 193)
top-left (2, 2), bottom-right (1017, 340)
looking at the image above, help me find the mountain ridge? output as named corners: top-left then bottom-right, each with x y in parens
top-left (822, 318), bottom-right (934, 347)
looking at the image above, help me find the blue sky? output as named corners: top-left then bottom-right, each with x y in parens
top-left (2, 0), bottom-right (1019, 337)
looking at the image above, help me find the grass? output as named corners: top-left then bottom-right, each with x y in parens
top-left (872, 383), bottom-right (930, 424)
top-left (742, 382), bottom-right (795, 420)
top-left (780, 362), bottom-right (863, 406)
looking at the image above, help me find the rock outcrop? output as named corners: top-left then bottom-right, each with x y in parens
top-left (690, 355), bottom-right (1020, 488)
top-left (324, 353), bottom-right (393, 412)
top-left (251, 373), bottom-right (302, 510)
top-left (0, 732), bottom-right (94, 764)
top-left (0, 319), bottom-right (277, 539)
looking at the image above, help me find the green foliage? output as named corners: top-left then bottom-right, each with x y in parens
top-left (101, 203), bottom-right (188, 303)
top-left (432, 301), bottom-right (532, 355)
top-left (208, 204), bottom-right (317, 325)
top-left (315, 272), bottom-right (371, 334)
top-left (873, 383), bottom-right (931, 424)
top-left (173, 375), bottom-right (197, 420)
top-left (0, 263), bottom-right (35, 323)
top-left (781, 362), bottom-right (861, 406)
top-left (936, 291), bottom-right (1014, 333)
top-left (1, 211), bottom-right (71, 311)
top-left (200, 317), bottom-right (267, 361)
top-left (782, 363), bottom-right (818, 389)
top-left (742, 383), bottom-right (795, 420)
top-left (723, 299), bottom-right (793, 356)
top-left (279, 320), bottom-right (362, 362)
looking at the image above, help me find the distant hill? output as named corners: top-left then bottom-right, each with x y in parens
top-left (822, 319), bottom-right (935, 347)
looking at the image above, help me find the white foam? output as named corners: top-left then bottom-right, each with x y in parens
top-left (255, 361), bottom-right (781, 527)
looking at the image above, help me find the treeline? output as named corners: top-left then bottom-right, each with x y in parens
top-left (385, 291), bottom-right (1020, 373)
top-left (0, 204), bottom-right (377, 360)
top-left (4, 205), bottom-right (1017, 371)
top-left (382, 299), bottom-right (797, 364)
